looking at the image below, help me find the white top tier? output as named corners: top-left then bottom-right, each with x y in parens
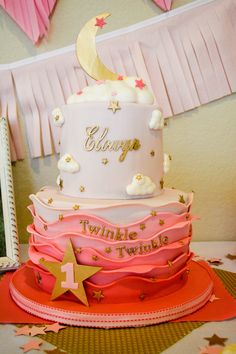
top-left (57, 101), bottom-right (164, 199)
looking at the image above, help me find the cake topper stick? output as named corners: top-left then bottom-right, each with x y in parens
top-left (76, 13), bottom-right (120, 81)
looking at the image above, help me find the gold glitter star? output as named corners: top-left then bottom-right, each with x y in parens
top-left (80, 186), bottom-right (85, 192)
top-left (108, 100), bottom-right (121, 113)
top-left (179, 195), bottom-right (186, 204)
top-left (159, 219), bottom-right (165, 226)
top-left (168, 260), bottom-right (173, 267)
top-left (104, 247), bottom-right (112, 254)
top-left (58, 214), bottom-right (64, 221)
top-left (102, 158), bottom-right (109, 165)
top-left (160, 178), bottom-right (164, 189)
top-left (65, 156), bottom-right (71, 162)
top-left (39, 240), bottom-right (101, 306)
top-left (178, 240), bottom-right (185, 245)
top-left (92, 290), bottom-right (104, 302)
top-left (150, 210), bottom-right (157, 217)
top-left (54, 114), bottom-right (60, 121)
top-left (92, 255), bottom-right (99, 261)
top-left (59, 178), bottom-right (63, 191)
top-left (140, 223), bottom-right (146, 231)
top-left (150, 150), bottom-right (155, 157)
top-left (48, 198), bottom-right (53, 204)
top-left (73, 204), bottom-right (80, 210)
top-left (76, 247), bottom-right (82, 254)
top-left (139, 293), bottom-right (146, 301)
top-left (135, 174), bottom-right (143, 181)
top-left (36, 272), bottom-right (42, 284)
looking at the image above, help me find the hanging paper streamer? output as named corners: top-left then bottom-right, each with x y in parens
top-left (0, 0), bottom-right (57, 44)
top-left (153, 0), bottom-right (173, 11)
top-left (0, 0), bottom-right (236, 161)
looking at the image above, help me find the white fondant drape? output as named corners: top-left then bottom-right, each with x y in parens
top-left (0, 0), bottom-right (236, 161)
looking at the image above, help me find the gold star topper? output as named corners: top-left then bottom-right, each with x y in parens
top-left (39, 240), bottom-right (102, 306)
top-left (108, 100), bottom-right (121, 113)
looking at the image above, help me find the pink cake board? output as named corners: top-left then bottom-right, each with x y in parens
top-left (0, 261), bottom-right (235, 328)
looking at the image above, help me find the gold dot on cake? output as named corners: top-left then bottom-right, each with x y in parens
top-left (102, 158), bottom-right (109, 165)
top-left (108, 100), bottom-right (121, 113)
top-left (65, 156), bottom-right (71, 163)
top-left (159, 219), bottom-right (165, 226)
top-left (58, 214), bottom-right (64, 221)
top-left (135, 174), bottom-right (143, 181)
top-left (76, 247), bottom-right (82, 254)
top-left (55, 114), bottom-right (60, 121)
top-left (59, 178), bottom-right (64, 191)
top-left (168, 260), bottom-right (173, 267)
top-left (73, 204), bottom-right (80, 210)
top-left (104, 247), bottom-right (112, 254)
top-left (92, 255), bottom-right (99, 261)
top-left (92, 290), bottom-right (104, 302)
top-left (139, 293), bottom-right (146, 301)
top-left (140, 223), bottom-right (146, 231)
top-left (43, 225), bottom-right (48, 231)
top-left (150, 150), bottom-right (155, 157)
top-left (150, 210), bottom-right (157, 217)
top-left (80, 186), bottom-right (85, 192)
top-left (47, 198), bottom-right (53, 204)
top-left (179, 195), bottom-right (186, 204)
top-left (178, 240), bottom-right (185, 245)
top-left (160, 178), bottom-right (164, 189)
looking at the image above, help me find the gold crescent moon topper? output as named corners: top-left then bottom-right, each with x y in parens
top-left (76, 13), bottom-right (120, 81)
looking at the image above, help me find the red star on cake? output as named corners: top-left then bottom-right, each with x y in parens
top-left (135, 79), bottom-right (146, 89)
top-left (95, 17), bottom-right (106, 29)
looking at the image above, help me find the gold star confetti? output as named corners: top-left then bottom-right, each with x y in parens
top-left (80, 185), bottom-right (85, 192)
top-left (58, 214), bottom-right (64, 221)
top-left (139, 293), bottom-right (146, 301)
top-left (159, 219), bottom-right (165, 226)
top-left (168, 260), bottom-right (173, 267)
top-left (76, 247), bottom-right (82, 254)
top-left (150, 210), bottom-right (157, 217)
top-left (149, 277), bottom-right (157, 282)
top-left (104, 247), bottom-right (112, 254)
top-left (108, 100), bottom-right (121, 113)
top-left (65, 156), bottom-right (71, 162)
top-left (36, 272), bottom-right (42, 284)
top-left (92, 290), bottom-right (104, 302)
top-left (140, 223), bottom-right (146, 231)
top-left (92, 255), bottom-right (99, 261)
top-left (40, 240), bottom-right (101, 306)
top-left (73, 204), bottom-right (80, 210)
top-left (204, 334), bottom-right (228, 346)
top-left (48, 198), bottom-right (53, 204)
top-left (102, 158), bottom-right (109, 165)
top-left (59, 178), bottom-right (63, 191)
top-left (135, 174), bottom-right (143, 181)
top-left (178, 195), bottom-right (186, 204)
top-left (44, 225), bottom-right (48, 230)
top-left (54, 114), bottom-right (60, 121)
top-left (150, 150), bottom-right (155, 157)
top-left (160, 178), bottom-right (164, 189)
top-left (178, 240), bottom-right (185, 245)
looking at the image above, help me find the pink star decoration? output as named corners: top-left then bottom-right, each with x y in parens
top-left (15, 325), bottom-right (31, 336)
top-left (152, 0), bottom-right (173, 11)
top-left (45, 323), bottom-right (66, 333)
top-left (95, 17), bottom-right (106, 29)
top-left (209, 294), bottom-right (220, 303)
top-left (135, 79), bottom-right (146, 89)
top-left (29, 326), bottom-right (46, 336)
top-left (20, 339), bottom-right (43, 353)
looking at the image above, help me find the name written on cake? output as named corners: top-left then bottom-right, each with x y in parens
top-left (84, 126), bottom-right (141, 162)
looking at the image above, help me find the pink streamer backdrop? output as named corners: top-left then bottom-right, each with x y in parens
top-left (0, 0), bottom-right (236, 161)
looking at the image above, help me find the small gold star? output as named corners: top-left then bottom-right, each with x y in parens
top-left (59, 178), bottom-right (63, 191)
top-left (44, 225), bottom-right (48, 230)
top-left (140, 223), bottom-right (146, 231)
top-left (160, 178), bottom-right (164, 189)
top-left (178, 240), bottom-right (185, 245)
top-left (150, 150), bottom-right (155, 157)
top-left (58, 214), bottom-right (64, 221)
top-left (179, 195), bottom-right (186, 204)
top-left (102, 158), bottom-right (109, 165)
top-left (92, 290), bottom-right (104, 302)
top-left (54, 114), bottom-right (60, 121)
top-left (48, 198), bottom-right (53, 204)
top-left (168, 260), bottom-right (173, 267)
top-left (149, 277), bottom-right (157, 282)
top-left (80, 186), bottom-right (85, 192)
top-left (108, 100), bottom-right (121, 113)
top-left (65, 156), bottom-right (71, 162)
top-left (150, 210), bottom-right (157, 217)
top-left (92, 255), bottom-right (99, 261)
top-left (36, 272), bottom-right (42, 284)
top-left (159, 219), bottom-right (165, 226)
top-left (139, 293), bottom-right (146, 301)
top-left (135, 174), bottom-right (143, 181)
top-left (76, 247), bottom-right (82, 254)
top-left (73, 204), bottom-right (80, 210)
top-left (204, 334), bottom-right (228, 346)
top-left (104, 247), bottom-right (112, 254)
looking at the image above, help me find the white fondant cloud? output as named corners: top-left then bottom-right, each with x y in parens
top-left (52, 108), bottom-right (64, 127)
top-left (58, 154), bottom-right (80, 173)
top-left (126, 174), bottom-right (156, 196)
top-left (67, 77), bottom-right (154, 105)
top-left (149, 109), bottom-right (164, 130)
top-left (164, 153), bottom-right (171, 174)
